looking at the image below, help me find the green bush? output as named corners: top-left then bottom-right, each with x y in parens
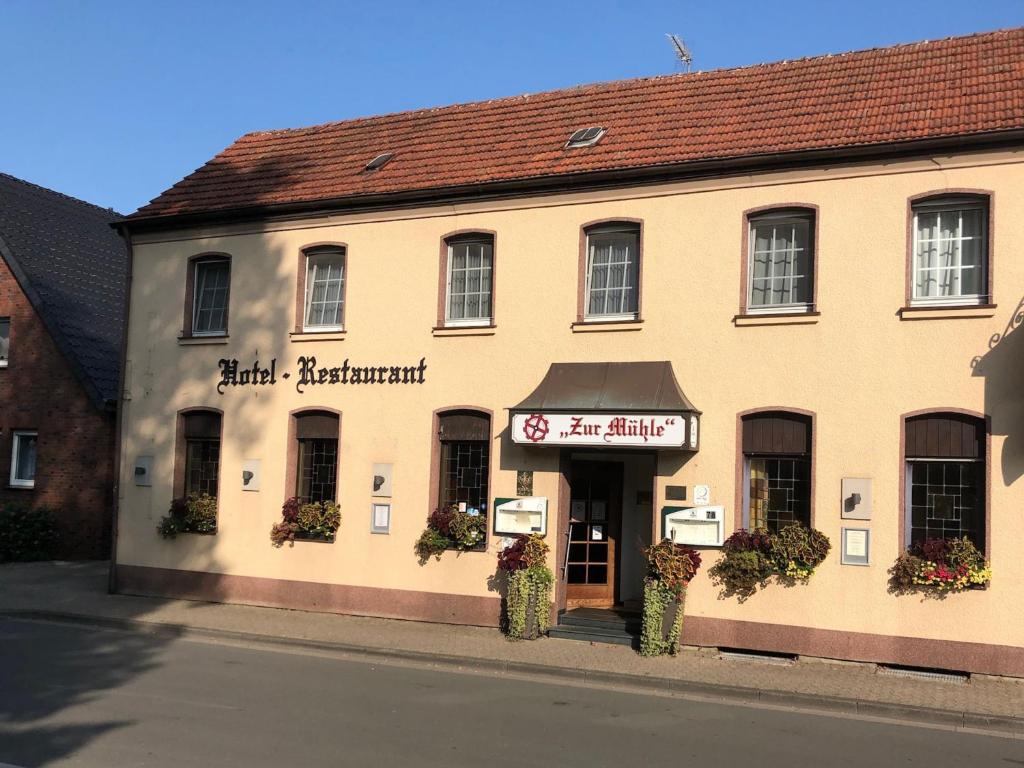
top-left (640, 580), bottom-right (686, 656)
top-left (708, 524), bottom-right (831, 599)
top-left (157, 494), bottom-right (218, 538)
top-left (497, 534), bottom-right (553, 640)
top-left (0, 505), bottom-right (59, 562)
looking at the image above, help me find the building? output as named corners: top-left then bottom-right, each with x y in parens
top-left (0, 174), bottom-right (127, 558)
top-left (113, 29), bottom-right (1024, 675)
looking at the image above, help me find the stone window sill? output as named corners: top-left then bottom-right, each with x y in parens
top-left (733, 312), bottom-right (820, 327)
top-left (6, 484), bottom-right (34, 491)
top-left (571, 319), bottom-right (643, 333)
top-left (898, 304), bottom-right (997, 321)
top-left (178, 335), bottom-right (229, 346)
top-left (432, 325), bottom-right (497, 337)
top-left (290, 330), bottom-right (347, 342)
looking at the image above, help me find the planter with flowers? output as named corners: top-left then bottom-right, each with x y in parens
top-left (497, 533), bottom-right (553, 640)
top-left (270, 496), bottom-right (341, 547)
top-left (708, 523), bottom-right (831, 600)
top-left (640, 539), bottom-right (702, 656)
top-left (888, 537), bottom-right (990, 595)
top-left (157, 493), bottom-right (218, 538)
top-left (414, 503), bottom-right (487, 563)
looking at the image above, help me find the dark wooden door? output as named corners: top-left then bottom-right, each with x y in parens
top-left (566, 460), bottom-right (623, 608)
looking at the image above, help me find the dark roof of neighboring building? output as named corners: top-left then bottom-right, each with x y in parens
top-left (131, 28), bottom-right (1024, 223)
top-left (0, 173), bottom-right (127, 407)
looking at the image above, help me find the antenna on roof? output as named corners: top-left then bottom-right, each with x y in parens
top-left (667, 34), bottom-right (693, 72)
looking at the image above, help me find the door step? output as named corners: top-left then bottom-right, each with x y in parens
top-left (549, 608), bottom-right (640, 647)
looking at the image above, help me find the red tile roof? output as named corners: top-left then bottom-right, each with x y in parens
top-left (133, 28), bottom-right (1024, 221)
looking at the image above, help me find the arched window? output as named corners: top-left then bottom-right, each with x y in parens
top-left (904, 412), bottom-right (986, 550)
top-left (436, 409), bottom-right (491, 514)
top-left (176, 409), bottom-right (222, 500)
top-left (293, 410), bottom-right (340, 503)
top-left (581, 221), bottom-right (641, 322)
top-left (745, 207), bottom-right (816, 314)
top-left (910, 193), bottom-right (990, 306)
top-left (740, 411), bottom-right (813, 531)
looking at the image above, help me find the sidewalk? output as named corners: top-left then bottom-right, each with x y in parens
top-left (1, 561), bottom-right (1021, 735)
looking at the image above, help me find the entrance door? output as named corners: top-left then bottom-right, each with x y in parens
top-left (566, 460), bottom-right (623, 608)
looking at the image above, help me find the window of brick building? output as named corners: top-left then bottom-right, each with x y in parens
top-left (9, 430), bottom-right (37, 488)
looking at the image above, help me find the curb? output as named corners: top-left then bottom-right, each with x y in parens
top-left (4, 609), bottom-right (1022, 738)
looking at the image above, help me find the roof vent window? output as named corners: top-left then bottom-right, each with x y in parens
top-left (565, 127), bottom-right (606, 148)
top-left (364, 152), bottom-right (394, 172)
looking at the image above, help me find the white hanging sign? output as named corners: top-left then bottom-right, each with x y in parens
top-left (511, 412), bottom-right (688, 448)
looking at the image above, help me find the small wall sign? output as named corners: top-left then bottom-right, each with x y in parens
top-left (693, 485), bottom-right (711, 505)
top-left (841, 527), bottom-right (870, 566)
top-left (371, 503), bottom-right (391, 534)
top-left (372, 463), bottom-right (393, 497)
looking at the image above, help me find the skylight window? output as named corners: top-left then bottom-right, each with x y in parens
top-left (364, 152), bottom-right (394, 172)
top-left (565, 127), bottom-right (606, 149)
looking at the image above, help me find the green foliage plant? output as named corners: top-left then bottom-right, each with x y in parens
top-left (497, 533), bottom-right (553, 640)
top-left (639, 539), bottom-right (702, 656)
top-left (415, 504), bottom-right (487, 564)
top-left (0, 504), bottom-right (58, 562)
top-left (888, 537), bottom-right (990, 595)
top-left (708, 523), bottom-right (830, 600)
top-left (158, 494), bottom-right (218, 538)
top-left (270, 497), bottom-right (341, 547)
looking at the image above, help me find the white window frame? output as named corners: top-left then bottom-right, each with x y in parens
top-left (191, 259), bottom-right (230, 337)
top-left (444, 237), bottom-right (494, 328)
top-left (911, 198), bottom-right (988, 307)
top-left (303, 249), bottom-right (346, 332)
top-left (583, 225), bottom-right (640, 323)
top-left (0, 317), bottom-right (9, 368)
top-left (746, 213), bottom-right (814, 314)
top-left (9, 430), bottom-right (37, 488)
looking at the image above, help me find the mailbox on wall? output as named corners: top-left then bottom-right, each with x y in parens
top-left (661, 505), bottom-right (725, 547)
top-left (494, 497), bottom-right (548, 536)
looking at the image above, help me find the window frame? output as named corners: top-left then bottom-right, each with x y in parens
top-left (302, 247), bottom-right (347, 333)
top-left (0, 317), bottom-right (9, 368)
top-left (743, 207), bottom-right (817, 315)
top-left (9, 430), bottom-right (38, 488)
top-left (900, 410), bottom-right (988, 554)
top-left (579, 220), bottom-right (642, 324)
top-left (443, 234), bottom-right (495, 328)
top-left (174, 408), bottom-right (223, 502)
top-left (185, 254), bottom-right (232, 338)
top-left (285, 408), bottom-right (342, 505)
top-left (909, 193), bottom-right (992, 308)
top-left (429, 407), bottom-right (493, 550)
top-left (437, 231), bottom-right (497, 329)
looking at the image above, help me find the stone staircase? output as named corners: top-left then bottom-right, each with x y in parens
top-left (548, 607), bottom-right (641, 647)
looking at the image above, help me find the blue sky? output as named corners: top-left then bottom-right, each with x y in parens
top-left (1, 0), bottom-right (1021, 214)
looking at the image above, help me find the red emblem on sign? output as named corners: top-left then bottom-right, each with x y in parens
top-left (522, 413), bottom-right (550, 443)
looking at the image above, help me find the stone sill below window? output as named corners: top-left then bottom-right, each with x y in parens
top-left (290, 330), bottom-right (347, 342)
top-left (733, 312), bottom-right (820, 327)
top-left (571, 319), bottom-right (643, 333)
top-left (6, 484), bottom-right (34, 491)
top-left (178, 335), bottom-right (229, 346)
top-left (898, 304), bottom-right (997, 321)
top-left (432, 325), bottom-right (497, 337)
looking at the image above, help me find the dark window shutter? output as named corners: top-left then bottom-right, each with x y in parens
top-left (296, 411), bottom-right (340, 440)
top-left (906, 413), bottom-right (983, 459)
top-left (742, 412), bottom-right (811, 455)
top-left (184, 411), bottom-right (221, 439)
top-left (439, 411), bottom-right (490, 441)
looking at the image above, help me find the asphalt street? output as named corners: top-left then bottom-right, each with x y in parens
top-left (0, 617), bottom-right (1020, 767)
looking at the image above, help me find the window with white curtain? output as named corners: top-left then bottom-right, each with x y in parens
top-left (192, 258), bottom-right (230, 335)
top-left (304, 248), bottom-right (346, 330)
top-left (0, 318), bottom-right (9, 367)
top-left (747, 212), bottom-right (814, 312)
top-left (912, 197), bottom-right (988, 305)
top-left (445, 236), bottom-right (493, 326)
top-left (584, 224), bottom-right (640, 320)
top-left (10, 430), bottom-right (37, 488)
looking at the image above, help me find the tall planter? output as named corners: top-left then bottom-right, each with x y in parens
top-left (638, 539), bottom-right (701, 657)
top-left (497, 533), bottom-right (553, 641)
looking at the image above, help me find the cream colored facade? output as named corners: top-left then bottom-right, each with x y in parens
top-left (116, 148), bottom-right (1024, 674)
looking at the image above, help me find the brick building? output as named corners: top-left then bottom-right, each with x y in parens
top-left (0, 174), bottom-right (127, 558)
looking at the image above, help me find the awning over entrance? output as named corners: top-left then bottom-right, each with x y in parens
top-left (509, 361), bottom-right (701, 450)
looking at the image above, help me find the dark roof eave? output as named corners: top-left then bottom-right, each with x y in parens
top-left (117, 128), bottom-right (1024, 234)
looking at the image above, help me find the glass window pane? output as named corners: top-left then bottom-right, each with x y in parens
top-left (14, 434), bottom-right (36, 482)
top-left (749, 218), bottom-right (812, 308)
top-left (194, 261), bottom-right (229, 333)
top-left (0, 319), bottom-right (8, 361)
top-left (304, 252), bottom-right (345, 327)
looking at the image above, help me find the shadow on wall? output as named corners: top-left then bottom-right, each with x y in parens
top-left (971, 296), bottom-right (1024, 486)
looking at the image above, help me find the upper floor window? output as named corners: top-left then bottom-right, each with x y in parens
top-left (747, 210), bottom-right (815, 313)
top-left (182, 411), bottom-right (221, 498)
top-left (445, 235), bottom-right (493, 326)
top-left (0, 317), bottom-right (9, 367)
top-left (294, 410), bottom-right (340, 503)
top-left (9, 430), bottom-right (37, 488)
top-left (904, 412), bottom-right (985, 551)
top-left (584, 223), bottom-right (640, 321)
top-left (302, 247), bottom-right (346, 331)
top-left (741, 411), bottom-right (812, 532)
top-left (192, 257), bottom-right (231, 336)
top-left (912, 196), bottom-right (989, 306)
